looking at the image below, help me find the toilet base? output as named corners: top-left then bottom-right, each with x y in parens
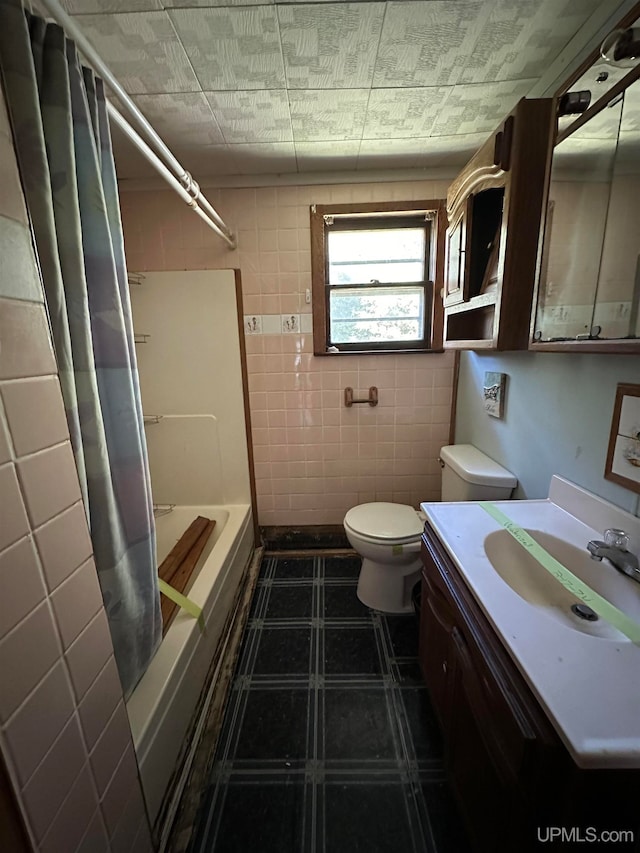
top-left (356, 556), bottom-right (422, 613)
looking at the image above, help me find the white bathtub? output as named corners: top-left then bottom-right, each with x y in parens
top-left (126, 503), bottom-right (254, 826)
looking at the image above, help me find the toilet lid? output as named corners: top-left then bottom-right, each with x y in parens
top-left (345, 503), bottom-right (423, 543)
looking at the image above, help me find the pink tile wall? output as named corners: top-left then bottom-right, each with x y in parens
top-left (0, 89), bottom-right (152, 853)
top-left (120, 179), bottom-right (454, 525)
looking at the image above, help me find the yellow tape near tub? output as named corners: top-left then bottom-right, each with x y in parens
top-left (158, 579), bottom-right (205, 635)
top-left (480, 502), bottom-right (640, 645)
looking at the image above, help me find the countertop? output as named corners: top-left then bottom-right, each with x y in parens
top-left (420, 476), bottom-right (640, 769)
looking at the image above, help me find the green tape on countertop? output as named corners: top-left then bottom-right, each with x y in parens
top-left (159, 578), bottom-right (205, 634)
top-left (480, 502), bottom-right (640, 645)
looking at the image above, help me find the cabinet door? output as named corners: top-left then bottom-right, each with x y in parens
top-left (448, 626), bottom-right (526, 851)
top-left (444, 198), bottom-right (473, 307)
top-left (419, 573), bottom-right (456, 733)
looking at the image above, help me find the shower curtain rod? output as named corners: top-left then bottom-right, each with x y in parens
top-left (107, 104), bottom-right (235, 246)
top-left (36, 0), bottom-right (237, 250)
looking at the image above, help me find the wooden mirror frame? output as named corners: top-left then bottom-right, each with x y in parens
top-left (605, 383), bottom-right (640, 494)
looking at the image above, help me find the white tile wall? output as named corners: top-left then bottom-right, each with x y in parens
top-left (89, 703), bottom-right (133, 795)
top-left (0, 602), bottom-right (61, 721)
top-left (0, 463), bottom-right (30, 551)
top-left (50, 558), bottom-right (103, 650)
top-left (34, 502), bottom-right (93, 592)
top-left (39, 765), bottom-right (99, 853)
top-left (0, 538), bottom-right (46, 636)
top-left (78, 657), bottom-right (123, 750)
top-left (2, 377), bottom-right (70, 456)
top-left (22, 716), bottom-right (87, 841)
top-left (0, 300), bottom-right (57, 380)
top-left (16, 442), bottom-right (83, 528)
top-left (65, 611), bottom-right (114, 703)
top-left (4, 661), bottom-right (77, 784)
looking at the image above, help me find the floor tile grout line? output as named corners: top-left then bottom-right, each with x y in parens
top-left (217, 764), bottom-right (442, 777)
top-left (409, 774), bottom-right (439, 853)
top-left (311, 553), bottom-right (322, 852)
top-left (235, 623), bottom-right (261, 676)
top-left (375, 612), bottom-right (414, 770)
top-left (389, 689), bottom-right (434, 853)
top-left (376, 611), bottom-right (437, 853)
top-left (190, 766), bottom-right (228, 853)
top-left (213, 672), bottom-right (252, 767)
top-left (405, 775), bottom-right (434, 853)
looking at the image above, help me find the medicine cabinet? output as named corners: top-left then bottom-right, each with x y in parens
top-left (530, 10), bottom-right (640, 353)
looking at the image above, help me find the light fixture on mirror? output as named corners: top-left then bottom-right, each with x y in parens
top-left (601, 28), bottom-right (640, 68)
top-left (557, 90), bottom-right (591, 116)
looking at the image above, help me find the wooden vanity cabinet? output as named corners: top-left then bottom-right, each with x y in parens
top-left (419, 523), bottom-right (639, 852)
top-left (443, 98), bottom-right (554, 350)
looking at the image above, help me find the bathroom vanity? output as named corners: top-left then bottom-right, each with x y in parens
top-left (418, 478), bottom-right (640, 852)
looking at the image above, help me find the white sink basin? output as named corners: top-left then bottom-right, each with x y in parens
top-left (483, 529), bottom-right (640, 641)
top-left (421, 476), bottom-right (640, 769)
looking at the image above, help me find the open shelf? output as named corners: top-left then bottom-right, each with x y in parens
top-left (468, 188), bottom-right (504, 300)
top-left (444, 293), bottom-right (497, 347)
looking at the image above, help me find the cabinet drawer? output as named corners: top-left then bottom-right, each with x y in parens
top-left (447, 661), bottom-right (524, 853)
top-left (451, 622), bottom-right (538, 786)
top-left (419, 573), bottom-right (455, 731)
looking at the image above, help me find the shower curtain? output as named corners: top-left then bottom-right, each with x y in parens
top-left (0, 0), bottom-right (161, 697)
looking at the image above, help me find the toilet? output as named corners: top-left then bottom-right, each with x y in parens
top-left (344, 444), bottom-right (517, 613)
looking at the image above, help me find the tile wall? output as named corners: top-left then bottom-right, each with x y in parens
top-left (120, 179), bottom-right (455, 526)
top-left (0, 87), bottom-right (152, 851)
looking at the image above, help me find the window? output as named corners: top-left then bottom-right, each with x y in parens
top-left (310, 200), bottom-right (445, 355)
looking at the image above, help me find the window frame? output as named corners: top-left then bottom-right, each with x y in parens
top-left (310, 200), bottom-right (446, 356)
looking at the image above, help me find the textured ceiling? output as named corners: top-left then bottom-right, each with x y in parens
top-left (57, 0), bottom-right (605, 181)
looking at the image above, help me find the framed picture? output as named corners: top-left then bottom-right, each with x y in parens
top-left (605, 383), bottom-right (640, 493)
top-left (483, 372), bottom-right (506, 419)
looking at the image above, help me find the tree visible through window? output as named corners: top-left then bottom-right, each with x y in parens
top-left (310, 201), bottom-right (445, 355)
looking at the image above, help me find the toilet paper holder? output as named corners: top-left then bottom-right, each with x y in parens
top-left (344, 386), bottom-right (378, 407)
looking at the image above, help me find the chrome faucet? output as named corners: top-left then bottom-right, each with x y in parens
top-left (587, 528), bottom-right (640, 583)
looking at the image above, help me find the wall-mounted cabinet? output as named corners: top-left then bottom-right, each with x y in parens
top-left (443, 98), bottom-right (554, 350)
top-left (530, 10), bottom-right (640, 354)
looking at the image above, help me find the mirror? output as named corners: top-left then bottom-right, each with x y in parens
top-left (593, 81), bottom-right (640, 339)
top-left (533, 54), bottom-right (640, 344)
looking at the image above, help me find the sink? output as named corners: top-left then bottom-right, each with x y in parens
top-left (483, 529), bottom-right (640, 640)
top-left (423, 478), bottom-right (640, 767)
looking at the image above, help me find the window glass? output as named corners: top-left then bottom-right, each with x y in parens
top-left (327, 228), bottom-right (425, 284)
top-left (329, 285), bottom-right (425, 343)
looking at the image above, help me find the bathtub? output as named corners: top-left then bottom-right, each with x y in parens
top-left (126, 503), bottom-right (254, 826)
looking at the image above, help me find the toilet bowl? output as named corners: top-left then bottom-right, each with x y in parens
top-left (344, 502), bottom-right (425, 612)
top-left (345, 445), bottom-right (517, 614)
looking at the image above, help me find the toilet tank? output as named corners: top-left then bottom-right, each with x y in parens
top-left (439, 444), bottom-right (517, 501)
